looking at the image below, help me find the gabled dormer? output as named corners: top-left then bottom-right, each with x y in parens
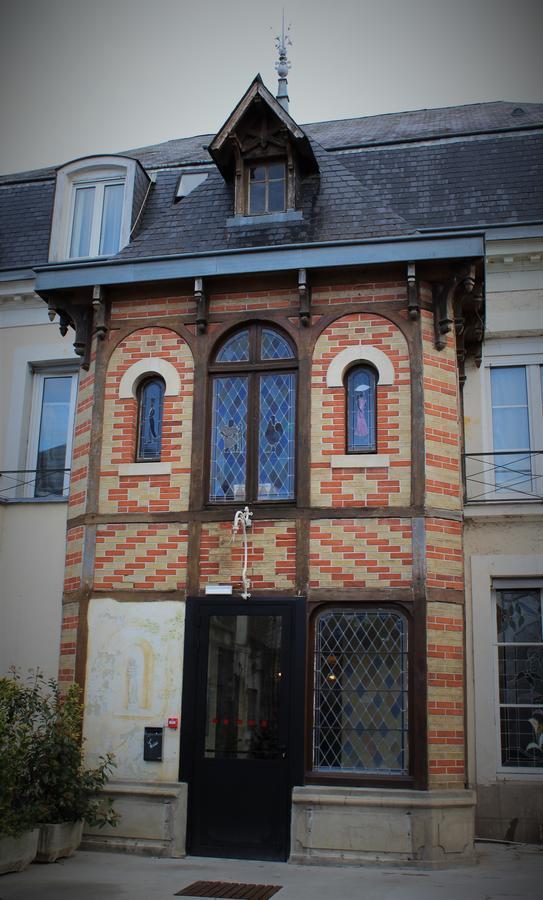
top-left (208, 75), bottom-right (318, 222)
top-left (48, 155), bottom-right (151, 262)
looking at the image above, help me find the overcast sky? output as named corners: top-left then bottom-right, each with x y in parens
top-left (0, 0), bottom-right (542, 175)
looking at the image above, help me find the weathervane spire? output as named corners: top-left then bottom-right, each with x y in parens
top-left (275, 9), bottom-right (291, 113)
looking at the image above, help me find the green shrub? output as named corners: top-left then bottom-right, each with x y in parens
top-left (0, 670), bottom-right (119, 835)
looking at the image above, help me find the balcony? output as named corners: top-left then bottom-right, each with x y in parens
top-left (0, 468), bottom-right (71, 502)
top-left (463, 452), bottom-right (543, 504)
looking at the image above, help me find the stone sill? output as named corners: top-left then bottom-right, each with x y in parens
top-left (227, 210), bottom-right (303, 227)
top-left (330, 454), bottom-right (390, 469)
top-left (118, 463), bottom-right (172, 476)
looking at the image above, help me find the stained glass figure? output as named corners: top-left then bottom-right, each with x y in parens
top-left (347, 366), bottom-right (377, 452)
top-left (136, 377), bottom-right (165, 460)
top-left (261, 328), bottom-right (294, 360)
top-left (258, 374), bottom-right (295, 500)
top-left (313, 610), bottom-right (408, 774)
top-left (216, 330), bottom-right (250, 363)
top-left (210, 376), bottom-right (248, 502)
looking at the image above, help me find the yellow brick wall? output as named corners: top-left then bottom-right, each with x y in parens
top-left (199, 520), bottom-right (297, 592)
top-left (309, 519), bottom-right (412, 588)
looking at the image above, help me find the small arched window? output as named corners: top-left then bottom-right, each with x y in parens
top-left (346, 366), bottom-right (377, 453)
top-left (136, 377), bottom-right (165, 461)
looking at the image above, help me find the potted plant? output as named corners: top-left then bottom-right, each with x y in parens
top-left (0, 674), bottom-right (42, 874)
top-left (30, 676), bottom-right (119, 862)
top-left (1, 671), bottom-right (119, 867)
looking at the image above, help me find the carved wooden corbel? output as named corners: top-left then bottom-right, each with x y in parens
top-left (432, 264), bottom-right (476, 351)
top-left (195, 277), bottom-right (208, 334)
top-left (298, 268), bottom-right (311, 326)
top-left (92, 285), bottom-right (108, 341)
top-left (407, 262), bottom-right (419, 319)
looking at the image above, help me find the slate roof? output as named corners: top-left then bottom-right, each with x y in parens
top-left (1, 100), bottom-right (542, 272)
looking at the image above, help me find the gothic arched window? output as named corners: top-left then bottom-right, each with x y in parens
top-left (209, 325), bottom-right (297, 503)
top-left (136, 376), bottom-right (165, 461)
top-left (346, 366), bottom-right (377, 453)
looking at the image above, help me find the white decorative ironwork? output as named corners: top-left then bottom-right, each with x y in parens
top-left (232, 506), bottom-right (253, 599)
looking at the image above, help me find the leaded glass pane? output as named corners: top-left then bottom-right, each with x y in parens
top-left (313, 610), bottom-right (408, 774)
top-left (137, 378), bottom-right (165, 460)
top-left (347, 367), bottom-right (377, 452)
top-left (210, 376), bottom-right (248, 502)
top-left (216, 331), bottom-right (250, 363)
top-left (258, 373), bottom-right (295, 500)
top-left (496, 588), bottom-right (543, 768)
top-left (261, 329), bottom-right (294, 361)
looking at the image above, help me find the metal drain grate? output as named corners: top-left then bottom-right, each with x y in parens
top-left (175, 881), bottom-right (282, 899)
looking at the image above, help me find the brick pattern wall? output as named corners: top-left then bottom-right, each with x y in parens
top-left (58, 602), bottom-right (79, 687)
top-left (110, 294), bottom-right (194, 321)
top-left (427, 603), bottom-right (465, 788)
top-left (199, 521), bottom-right (297, 591)
top-left (64, 525), bottom-right (84, 592)
top-left (99, 327), bottom-right (193, 513)
top-left (309, 519), bottom-right (412, 588)
top-left (311, 312), bottom-right (410, 507)
top-left (426, 518), bottom-right (464, 591)
top-left (94, 524), bottom-right (189, 591)
top-left (421, 309), bottom-right (462, 510)
top-left (209, 288), bottom-right (297, 313)
top-left (68, 350), bottom-right (96, 517)
top-left (311, 282), bottom-right (408, 306)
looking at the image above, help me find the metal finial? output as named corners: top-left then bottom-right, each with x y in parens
top-left (274, 9), bottom-right (291, 112)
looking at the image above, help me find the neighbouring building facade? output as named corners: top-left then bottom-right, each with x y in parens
top-left (1, 69), bottom-right (541, 863)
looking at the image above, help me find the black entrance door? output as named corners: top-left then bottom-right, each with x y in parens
top-left (180, 597), bottom-right (305, 860)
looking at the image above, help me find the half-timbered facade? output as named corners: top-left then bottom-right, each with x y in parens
top-left (1, 75), bottom-right (542, 861)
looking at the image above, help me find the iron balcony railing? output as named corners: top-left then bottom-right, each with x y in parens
top-left (463, 451), bottom-right (543, 504)
top-left (0, 468), bottom-right (71, 502)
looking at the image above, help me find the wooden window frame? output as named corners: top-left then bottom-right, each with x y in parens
top-left (246, 160), bottom-right (287, 216)
top-left (206, 324), bottom-right (298, 505)
top-left (135, 375), bottom-right (166, 462)
top-left (306, 601), bottom-right (415, 789)
top-left (344, 364), bottom-right (378, 455)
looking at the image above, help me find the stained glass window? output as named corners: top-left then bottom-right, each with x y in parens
top-left (346, 366), bottom-right (377, 453)
top-left (210, 377), bottom-right (248, 502)
top-left (210, 325), bottom-right (296, 503)
top-left (496, 587), bottom-right (543, 768)
top-left (136, 377), bottom-right (165, 461)
top-left (313, 609), bottom-right (409, 775)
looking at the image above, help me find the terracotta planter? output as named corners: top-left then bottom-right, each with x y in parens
top-left (36, 820), bottom-right (84, 863)
top-left (0, 829), bottom-right (39, 875)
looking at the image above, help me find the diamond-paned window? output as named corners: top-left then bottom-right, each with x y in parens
top-left (209, 325), bottom-right (297, 503)
top-left (313, 609), bottom-right (409, 775)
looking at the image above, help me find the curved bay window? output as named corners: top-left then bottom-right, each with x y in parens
top-left (346, 365), bottom-right (377, 453)
top-left (136, 376), bottom-right (165, 461)
top-left (209, 325), bottom-right (297, 503)
top-left (312, 609), bottom-right (409, 777)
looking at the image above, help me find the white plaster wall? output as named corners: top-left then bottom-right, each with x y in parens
top-left (0, 501), bottom-right (66, 679)
top-left (83, 598), bottom-right (185, 782)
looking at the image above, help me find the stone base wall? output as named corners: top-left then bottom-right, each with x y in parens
top-left (290, 786), bottom-right (476, 867)
top-left (476, 783), bottom-right (543, 843)
top-left (83, 782), bottom-right (187, 858)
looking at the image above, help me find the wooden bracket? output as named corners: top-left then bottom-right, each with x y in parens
top-left (298, 268), bottom-right (311, 326)
top-left (407, 262), bottom-right (419, 319)
top-left (92, 285), bottom-right (108, 341)
top-left (432, 264), bottom-right (476, 351)
top-left (195, 277), bottom-right (208, 334)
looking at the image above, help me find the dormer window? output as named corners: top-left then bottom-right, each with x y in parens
top-left (69, 176), bottom-right (124, 258)
top-left (248, 162), bottom-right (286, 214)
top-left (49, 155), bottom-right (150, 263)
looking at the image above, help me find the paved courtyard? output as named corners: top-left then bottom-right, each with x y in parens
top-left (1, 842), bottom-right (543, 900)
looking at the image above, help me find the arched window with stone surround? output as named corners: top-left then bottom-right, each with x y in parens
top-left (136, 376), bottom-right (165, 461)
top-left (346, 365), bottom-right (377, 453)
